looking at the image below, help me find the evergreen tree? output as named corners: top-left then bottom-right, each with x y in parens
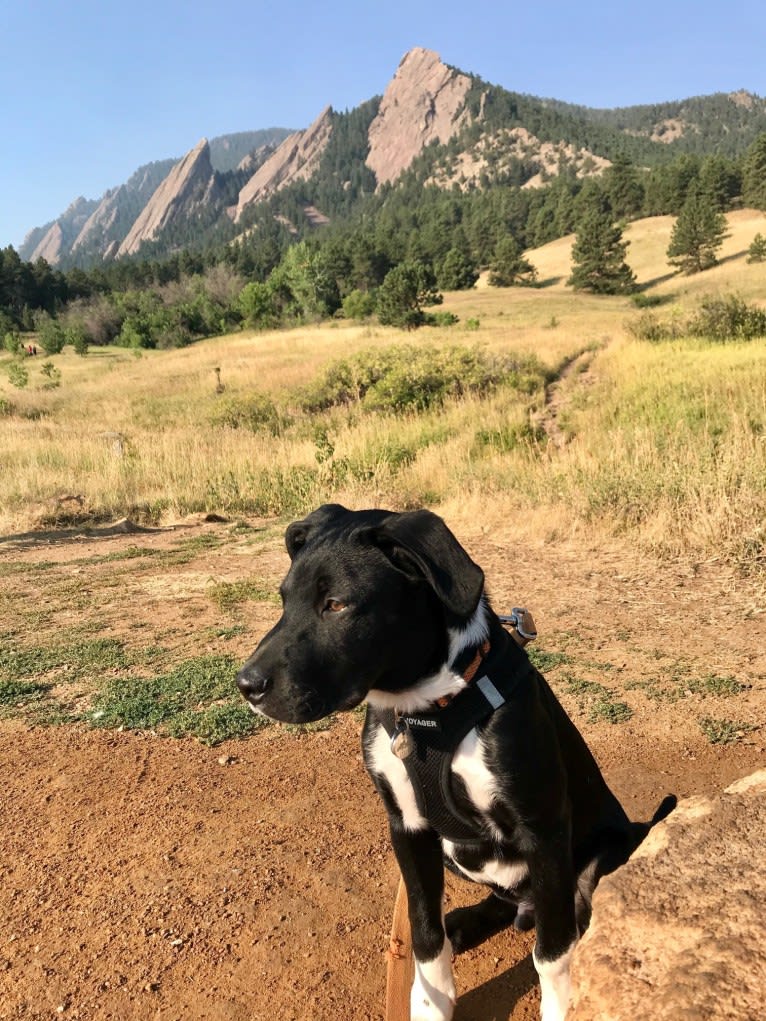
top-left (568, 202), bottom-right (636, 294)
top-left (742, 133), bottom-right (766, 210)
top-left (437, 246), bottom-right (479, 291)
top-left (487, 236), bottom-right (537, 287)
top-left (376, 262), bottom-right (442, 330)
top-left (747, 233), bottom-right (766, 263)
top-left (698, 155), bottom-right (740, 212)
top-left (603, 153), bottom-right (644, 220)
top-left (667, 183), bottom-right (728, 274)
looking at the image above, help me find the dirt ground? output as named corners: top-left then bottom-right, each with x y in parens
top-left (1, 518), bottom-right (764, 1021)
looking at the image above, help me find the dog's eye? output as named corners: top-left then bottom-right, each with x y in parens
top-left (323, 598), bottom-right (347, 614)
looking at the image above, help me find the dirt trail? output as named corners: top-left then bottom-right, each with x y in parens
top-left (0, 521), bottom-right (764, 1021)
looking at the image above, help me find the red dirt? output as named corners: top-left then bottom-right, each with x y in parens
top-left (1, 521), bottom-right (763, 1021)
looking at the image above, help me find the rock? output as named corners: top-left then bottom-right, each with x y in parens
top-left (27, 197), bottom-right (97, 263)
top-left (365, 47), bottom-right (472, 185)
top-left (234, 107), bottom-right (333, 221)
top-left (569, 770), bottom-right (766, 1021)
top-left (29, 221), bottom-right (64, 264)
top-left (118, 139), bottom-right (219, 256)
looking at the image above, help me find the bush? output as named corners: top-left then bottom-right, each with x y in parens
top-left (3, 331), bottom-right (22, 355)
top-left (209, 392), bottom-right (286, 434)
top-left (626, 309), bottom-right (686, 342)
top-left (6, 361), bottom-right (28, 389)
top-left (33, 312), bottom-right (66, 354)
top-left (426, 311), bottom-right (459, 327)
top-left (341, 289), bottom-right (377, 320)
top-left (630, 293), bottom-right (664, 309)
top-left (688, 295), bottom-right (766, 342)
top-left (300, 345), bottom-right (548, 415)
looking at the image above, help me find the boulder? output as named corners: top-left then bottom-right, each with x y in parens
top-left (570, 771), bottom-right (766, 1020)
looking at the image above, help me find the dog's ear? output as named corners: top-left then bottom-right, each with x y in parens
top-left (362, 510), bottom-right (484, 618)
top-left (285, 503), bottom-right (349, 559)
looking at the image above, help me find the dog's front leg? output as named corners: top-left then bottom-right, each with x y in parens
top-left (390, 825), bottom-right (456, 1021)
top-left (528, 833), bottom-right (578, 1021)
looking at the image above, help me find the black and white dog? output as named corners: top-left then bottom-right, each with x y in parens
top-left (237, 504), bottom-right (673, 1021)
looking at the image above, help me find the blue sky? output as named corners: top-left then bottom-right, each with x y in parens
top-left (2, 0), bottom-right (765, 250)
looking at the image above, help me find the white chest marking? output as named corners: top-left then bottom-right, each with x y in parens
top-left (450, 728), bottom-right (504, 841)
top-left (367, 723), bottom-right (428, 832)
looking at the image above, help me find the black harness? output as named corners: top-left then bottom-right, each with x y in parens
top-left (376, 630), bottom-right (533, 842)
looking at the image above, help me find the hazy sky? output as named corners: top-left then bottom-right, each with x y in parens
top-left (2, 0), bottom-right (765, 250)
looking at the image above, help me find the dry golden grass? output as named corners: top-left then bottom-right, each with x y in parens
top-left (1, 211), bottom-right (765, 570)
top-left (526, 208), bottom-right (766, 302)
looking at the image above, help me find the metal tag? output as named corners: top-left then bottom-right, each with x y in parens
top-left (390, 719), bottom-right (415, 759)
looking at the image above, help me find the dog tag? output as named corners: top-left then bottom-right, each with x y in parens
top-left (390, 718), bottom-right (415, 760)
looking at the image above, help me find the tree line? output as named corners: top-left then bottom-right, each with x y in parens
top-left (2, 132), bottom-right (766, 351)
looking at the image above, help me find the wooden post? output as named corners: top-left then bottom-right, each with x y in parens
top-left (385, 875), bottom-right (413, 1021)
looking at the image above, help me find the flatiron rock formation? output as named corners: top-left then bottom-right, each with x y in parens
top-left (27, 197), bottom-right (97, 263)
top-left (570, 770), bottom-right (766, 1020)
top-left (366, 47), bottom-right (472, 185)
top-left (234, 107), bottom-right (333, 221)
top-left (118, 139), bottom-right (219, 256)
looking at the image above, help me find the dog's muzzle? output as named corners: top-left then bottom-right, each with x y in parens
top-left (236, 665), bottom-right (270, 708)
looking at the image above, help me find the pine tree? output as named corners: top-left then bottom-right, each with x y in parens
top-left (437, 246), bottom-right (479, 291)
top-left (742, 133), bottom-right (766, 211)
top-left (603, 153), bottom-right (644, 220)
top-left (568, 202), bottom-right (636, 294)
top-left (667, 184), bottom-right (728, 274)
top-left (487, 236), bottom-right (537, 287)
top-left (376, 262), bottom-right (442, 330)
top-left (747, 233), bottom-right (766, 264)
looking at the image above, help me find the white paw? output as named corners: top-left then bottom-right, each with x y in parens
top-left (534, 942), bottom-right (575, 1021)
top-left (410, 940), bottom-right (456, 1021)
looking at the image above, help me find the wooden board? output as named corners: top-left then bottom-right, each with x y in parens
top-left (385, 876), bottom-right (413, 1021)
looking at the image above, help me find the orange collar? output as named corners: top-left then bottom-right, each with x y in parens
top-left (436, 639), bottom-right (491, 708)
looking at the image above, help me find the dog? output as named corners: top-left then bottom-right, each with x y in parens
top-left (237, 504), bottom-right (674, 1021)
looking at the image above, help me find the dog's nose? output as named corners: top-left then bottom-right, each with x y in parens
top-left (237, 666), bottom-right (270, 703)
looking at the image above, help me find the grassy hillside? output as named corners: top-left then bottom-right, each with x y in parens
top-left (2, 212), bottom-right (765, 571)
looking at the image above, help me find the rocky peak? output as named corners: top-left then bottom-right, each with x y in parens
top-left (366, 47), bottom-right (473, 185)
top-left (118, 139), bottom-right (217, 257)
top-left (29, 222), bottom-right (64, 264)
top-left (234, 107), bottom-right (333, 222)
top-left (728, 89), bottom-right (756, 109)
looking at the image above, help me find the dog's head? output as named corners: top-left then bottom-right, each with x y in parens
top-left (236, 504), bottom-right (484, 723)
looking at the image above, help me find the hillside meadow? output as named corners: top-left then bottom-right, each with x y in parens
top-left (1, 211), bottom-right (766, 572)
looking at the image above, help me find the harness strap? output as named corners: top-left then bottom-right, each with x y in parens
top-left (378, 631), bottom-right (532, 841)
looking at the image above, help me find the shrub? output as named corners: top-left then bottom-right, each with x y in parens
top-left (688, 295), bottom-right (766, 342)
top-left (300, 345), bottom-right (548, 415)
top-left (209, 392), bottom-right (286, 434)
top-left (6, 361), bottom-right (29, 389)
top-left (33, 312), bottom-right (66, 354)
top-left (426, 311), bottom-right (460, 327)
top-left (341, 289), bottom-right (376, 320)
top-left (630, 293), bottom-right (664, 309)
top-left (626, 309), bottom-right (687, 342)
top-left (3, 331), bottom-right (22, 355)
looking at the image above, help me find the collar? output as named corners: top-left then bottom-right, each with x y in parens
top-left (434, 638), bottom-right (491, 709)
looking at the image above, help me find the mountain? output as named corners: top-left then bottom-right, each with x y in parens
top-left (18, 49), bottom-right (766, 268)
top-left (18, 128), bottom-right (291, 265)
